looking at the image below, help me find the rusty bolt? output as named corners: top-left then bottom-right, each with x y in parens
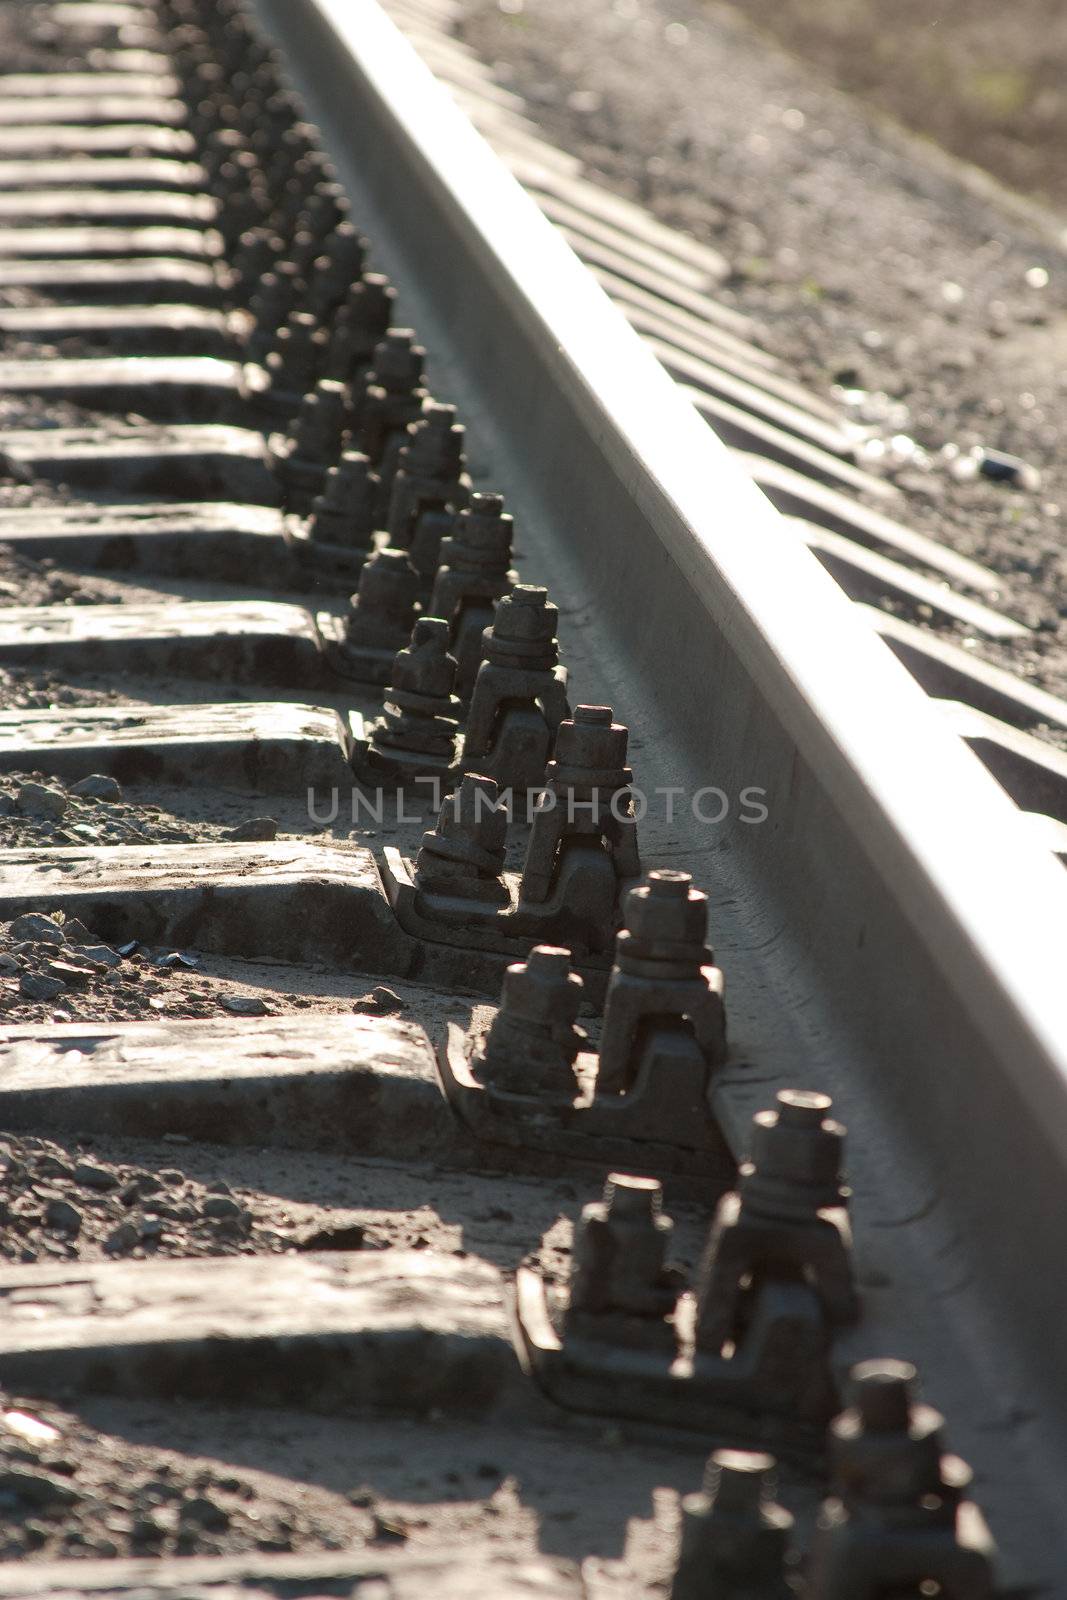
top-left (307, 451), bottom-right (378, 549)
top-left (289, 185), bottom-right (350, 273)
top-left (485, 585), bottom-right (559, 662)
top-left (267, 310), bottom-right (323, 395)
top-left (622, 870), bottom-right (709, 957)
top-left (370, 328), bottom-right (426, 394)
top-left (740, 1090), bottom-right (847, 1221)
top-left (807, 1358), bottom-right (998, 1600)
top-left (246, 264), bottom-right (302, 363)
top-left (498, 945), bottom-right (583, 1029)
top-left (345, 547), bottom-right (420, 650)
top-left (324, 274), bottom-right (397, 384)
top-left (830, 1360), bottom-right (949, 1509)
top-left (550, 705), bottom-right (630, 786)
top-left (430, 494), bottom-right (517, 694)
top-left (693, 1087), bottom-right (857, 1353)
top-left (414, 772), bottom-right (509, 904)
top-left (232, 226), bottom-right (279, 294)
top-left (441, 492), bottom-right (513, 568)
top-left (370, 618), bottom-right (459, 765)
top-left (671, 1449), bottom-right (794, 1600)
top-left (568, 1173), bottom-right (679, 1323)
top-left (387, 617), bottom-right (458, 702)
top-left (306, 222), bottom-right (366, 315)
top-left (475, 945), bottom-right (585, 1096)
top-left (285, 379), bottom-right (347, 465)
top-left (520, 703), bottom-right (639, 919)
top-left (399, 401), bottom-right (466, 480)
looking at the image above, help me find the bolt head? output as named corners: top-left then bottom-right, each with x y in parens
top-left (747, 1090), bottom-right (845, 1196)
top-left (850, 1360), bottom-right (917, 1431)
top-left (705, 1448), bottom-right (777, 1510)
top-left (435, 773), bottom-right (508, 850)
top-left (524, 944), bottom-right (574, 980)
top-left (830, 1362), bottom-right (950, 1506)
top-left (625, 871), bottom-right (707, 945)
top-left (554, 706), bottom-right (628, 772)
top-left (500, 945), bottom-right (582, 1024)
top-left (353, 548), bottom-right (420, 612)
top-left (603, 1172), bottom-right (664, 1224)
top-left (490, 586), bottom-right (558, 645)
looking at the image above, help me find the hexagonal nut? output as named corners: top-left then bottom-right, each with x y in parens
top-left (491, 585), bottom-right (558, 644)
top-left (624, 870), bottom-right (707, 945)
top-left (748, 1090), bottom-right (845, 1193)
top-left (499, 945), bottom-right (583, 1025)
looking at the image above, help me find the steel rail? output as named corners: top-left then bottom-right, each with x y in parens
top-left (257, 0), bottom-right (1067, 1572)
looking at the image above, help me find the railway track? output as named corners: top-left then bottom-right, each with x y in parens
top-left (0, 0), bottom-right (1065, 1592)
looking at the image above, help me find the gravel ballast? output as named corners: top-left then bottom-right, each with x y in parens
top-left (454, 0), bottom-right (1067, 708)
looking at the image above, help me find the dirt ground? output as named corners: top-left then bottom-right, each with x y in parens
top-left (455, 0), bottom-right (1067, 718)
top-left (723, 0), bottom-right (1067, 213)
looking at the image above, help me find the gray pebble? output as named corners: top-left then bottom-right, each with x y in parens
top-left (44, 1197), bottom-right (82, 1234)
top-left (353, 985), bottom-right (405, 1016)
top-left (179, 1495), bottom-right (230, 1531)
top-left (20, 972), bottom-right (66, 1001)
top-left (78, 943), bottom-right (122, 969)
top-left (74, 1161), bottom-right (118, 1191)
top-left (36, 1155), bottom-right (75, 1180)
top-left (8, 912), bottom-right (66, 946)
top-left (43, 958), bottom-right (96, 987)
top-left (224, 817), bottom-right (278, 842)
top-left (15, 782), bottom-right (67, 820)
top-left (220, 994), bottom-right (268, 1016)
top-left (0, 1467), bottom-right (79, 1508)
top-left (71, 774), bottom-right (123, 802)
top-left (201, 1195), bottom-right (241, 1220)
top-left (103, 1220), bottom-right (140, 1256)
top-left (121, 1174), bottom-right (162, 1204)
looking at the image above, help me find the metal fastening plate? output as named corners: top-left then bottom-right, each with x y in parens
top-left (0, 840), bottom-right (415, 972)
top-left (436, 1021), bottom-right (736, 1196)
top-left (514, 1267), bottom-right (832, 1464)
top-left (0, 701), bottom-right (356, 790)
top-left (380, 846), bottom-right (614, 989)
